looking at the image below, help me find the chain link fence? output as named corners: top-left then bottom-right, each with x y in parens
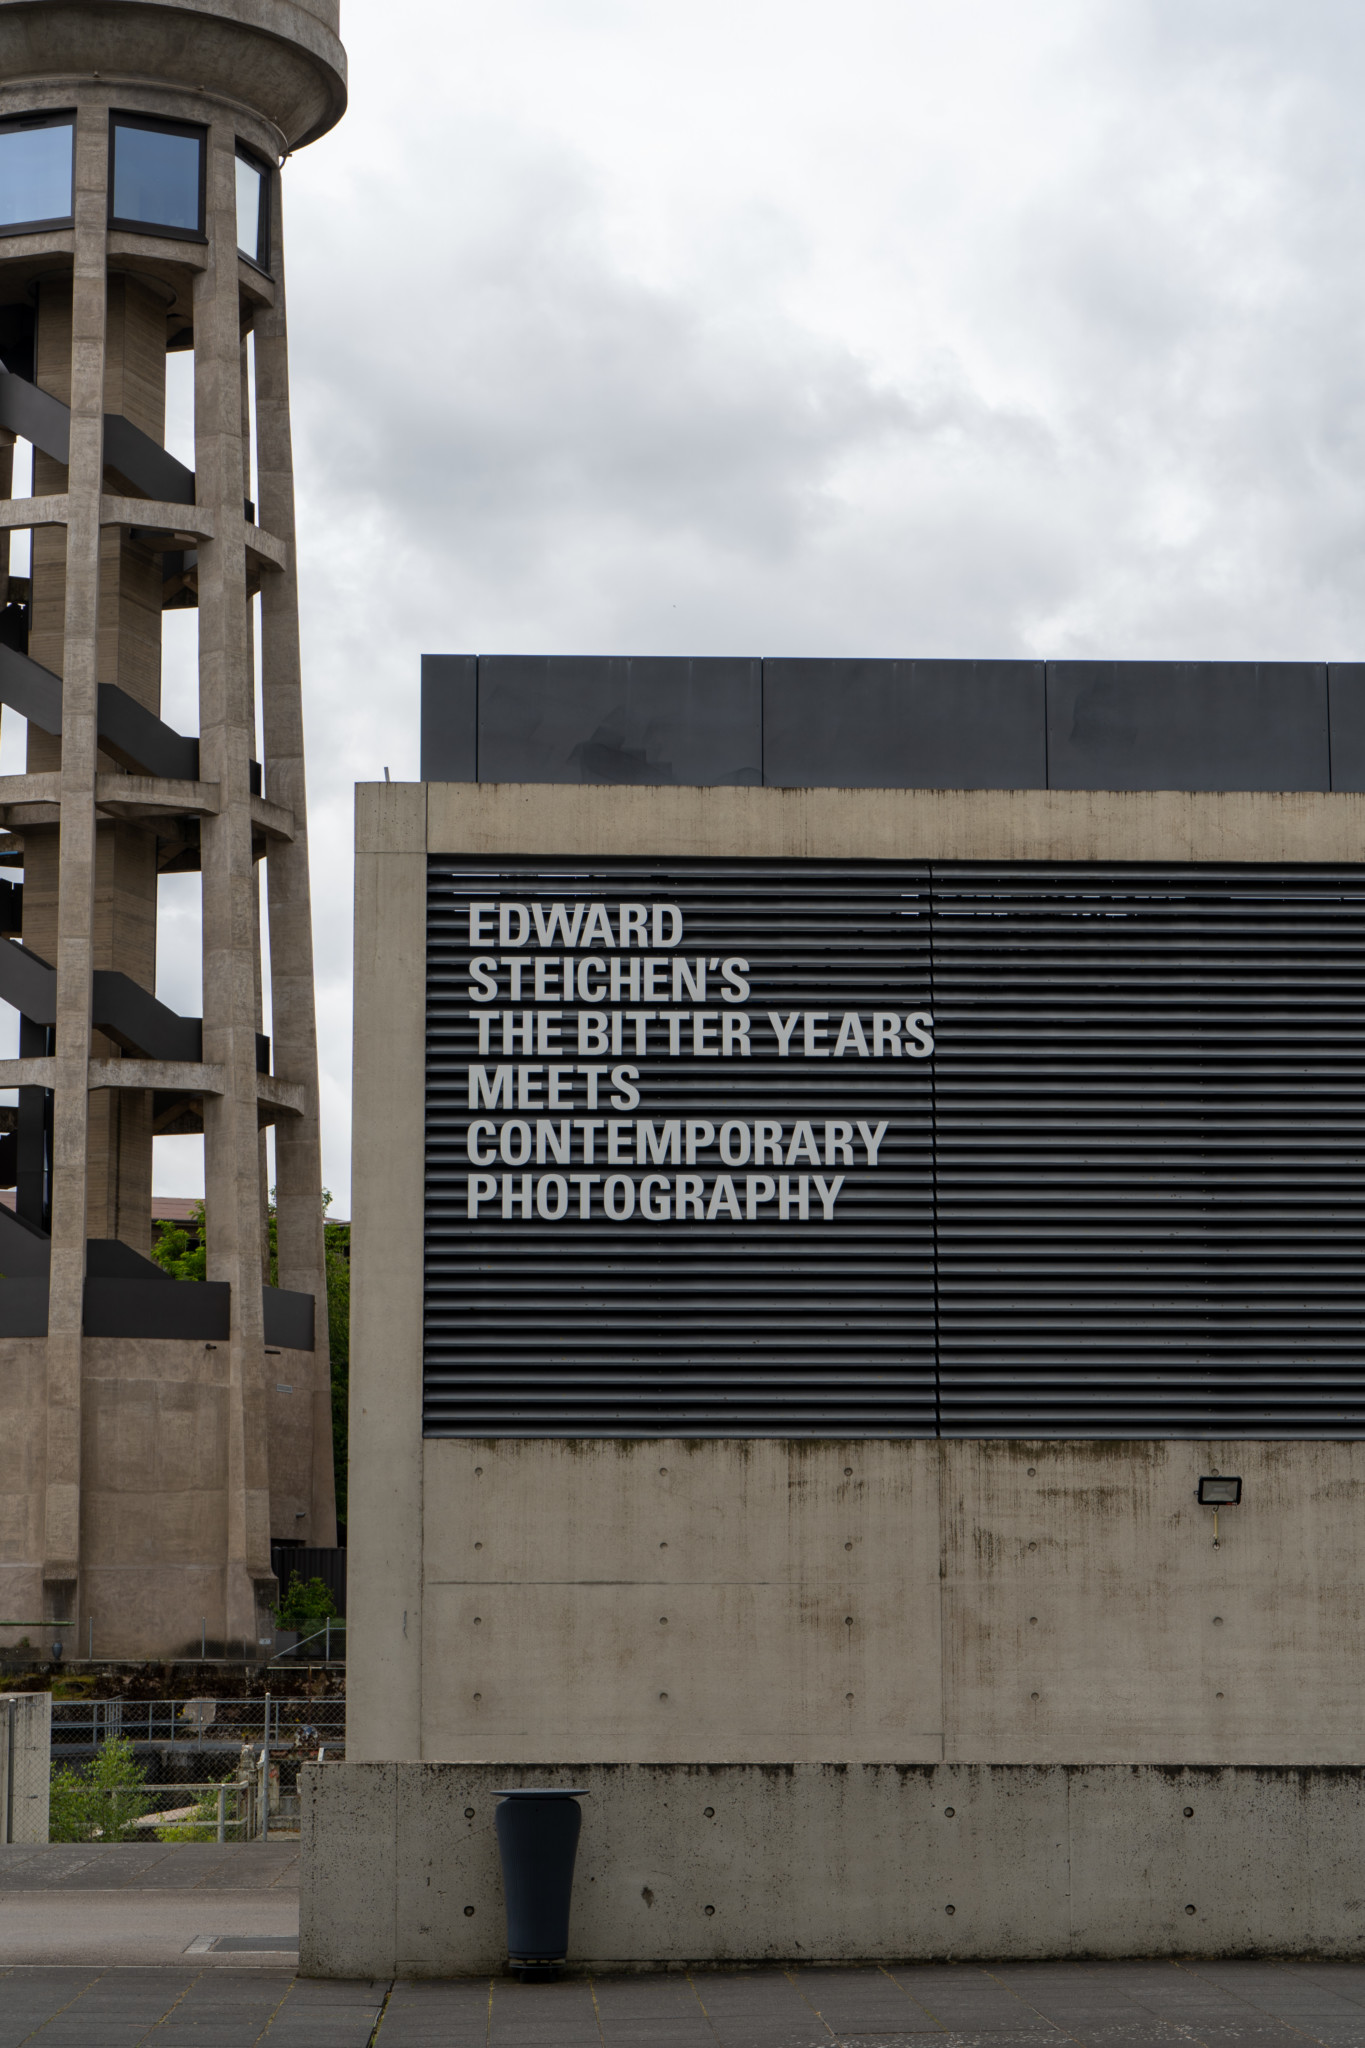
top-left (49, 1695), bottom-right (346, 1838)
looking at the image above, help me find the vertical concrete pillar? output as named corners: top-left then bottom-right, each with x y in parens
top-left (195, 118), bottom-right (272, 1649)
top-left (42, 103), bottom-right (109, 1614)
top-left (254, 174), bottom-right (337, 1546)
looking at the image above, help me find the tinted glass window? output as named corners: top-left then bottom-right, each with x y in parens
top-left (111, 121), bottom-right (201, 233)
top-left (235, 154), bottom-right (264, 263)
top-left (0, 119), bottom-right (73, 229)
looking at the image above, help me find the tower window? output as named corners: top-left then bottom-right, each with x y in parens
top-left (235, 148), bottom-right (270, 269)
top-left (0, 112), bottom-right (74, 234)
top-left (109, 115), bottom-right (205, 239)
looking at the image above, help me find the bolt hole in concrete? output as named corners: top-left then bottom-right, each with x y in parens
top-left (659, 1466), bottom-right (668, 1475)
top-left (1213, 1615), bottom-right (1224, 1624)
top-left (473, 1692), bottom-right (482, 1701)
top-left (475, 1467), bottom-right (483, 1476)
top-left (703, 1807), bottom-right (715, 1818)
top-left (1186, 1904), bottom-right (1197, 1915)
top-left (845, 1692), bottom-right (854, 1702)
top-left (1183, 1807), bottom-right (1194, 1817)
top-left (844, 1467), bottom-right (853, 1476)
top-left (1031, 1692), bottom-right (1040, 1700)
top-left (704, 1905), bottom-right (715, 1917)
top-left (660, 1616), bottom-right (668, 1624)
top-left (659, 1692), bottom-right (668, 1701)
top-left (1216, 1691), bottom-right (1225, 1698)
top-left (845, 1541), bottom-right (853, 1550)
top-left (1029, 1616), bottom-right (1038, 1624)
top-left (464, 1906), bottom-right (475, 1917)
top-left (1029, 1542), bottom-right (1038, 1550)
top-left (475, 1541), bottom-right (483, 1550)
top-left (944, 1807), bottom-right (955, 1817)
top-left (845, 1616), bottom-right (854, 1626)
top-left (465, 1807), bottom-right (475, 1818)
top-left (945, 1905), bottom-right (956, 1915)
top-left (1028, 1466), bottom-right (1037, 1476)
top-left (660, 1540), bottom-right (668, 1548)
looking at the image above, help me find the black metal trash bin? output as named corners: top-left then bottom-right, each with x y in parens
top-left (494, 1789), bottom-right (587, 1981)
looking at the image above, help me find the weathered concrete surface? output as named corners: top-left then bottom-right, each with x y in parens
top-left (345, 1436), bottom-right (1365, 1767)
top-left (420, 779), bottom-right (1365, 864)
top-left (301, 1759), bottom-right (1365, 1975)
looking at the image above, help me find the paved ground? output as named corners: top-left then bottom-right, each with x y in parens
top-left (4, 1853), bottom-right (1365, 2045)
top-left (1, 1957), bottom-right (1365, 2047)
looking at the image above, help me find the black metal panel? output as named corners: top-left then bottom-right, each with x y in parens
top-left (932, 864), bottom-right (1365, 1437)
top-left (101, 412), bottom-right (195, 506)
top-left (763, 659), bottom-right (1046, 789)
top-left (270, 1541), bottom-right (346, 1612)
top-left (424, 858), bottom-right (1365, 1439)
top-left (263, 1285), bottom-right (315, 1350)
top-left (1047, 662), bottom-right (1330, 791)
top-left (96, 683), bottom-right (199, 781)
top-left (0, 1278), bottom-right (47, 1336)
top-left (477, 657), bottom-right (762, 786)
top-left (0, 367), bottom-right (69, 463)
top-left (420, 654), bottom-right (476, 782)
top-left (1329, 665), bottom-right (1365, 792)
top-left (0, 642), bottom-right (62, 734)
top-left (83, 1277), bottom-right (230, 1339)
top-left (424, 858), bottom-right (935, 1435)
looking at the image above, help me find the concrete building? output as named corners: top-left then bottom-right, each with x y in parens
top-left (307, 657), bottom-right (1365, 1972)
top-left (0, 0), bottom-right (344, 1656)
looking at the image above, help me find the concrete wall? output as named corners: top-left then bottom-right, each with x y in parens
top-left (414, 1436), bottom-right (1365, 1767)
top-left (0, 1692), bottom-right (50, 1844)
top-left (349, 781), bottom-right (1365, 1773)
top-left (301, 1759), bottom-right (1365, 1974)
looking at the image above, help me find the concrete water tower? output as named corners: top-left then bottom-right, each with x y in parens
top-left (0, 0), bottom-right (344, 1656)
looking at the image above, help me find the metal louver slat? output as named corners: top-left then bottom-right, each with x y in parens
top-left (932, 864), bottom-right (1365, 1436)
top-left (423, 859), bottom-right (1365, 1438)
top-left (424, 859), bottom-right (935, 1435)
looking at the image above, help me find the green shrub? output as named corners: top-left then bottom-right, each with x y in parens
top-left (49, 1734), bottom-right (147, 1843)
top-left (272, 1570), bottom-right (338, 1630)
top-left (156, 1774), bottom-right (238, 1843)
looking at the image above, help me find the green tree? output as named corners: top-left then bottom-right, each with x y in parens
top-left (154, 1189), bottom-right (349, 1534)
top-left (49, 1734), bottom-right (147, 1843)
top-left (151, 1200), bottom-right (206, 1280)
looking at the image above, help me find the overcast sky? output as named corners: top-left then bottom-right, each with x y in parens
top-left (148, 0), bottom-right (1365, 1212)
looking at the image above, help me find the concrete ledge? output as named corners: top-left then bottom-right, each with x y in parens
top-left (407, 781), bottom-right (1365, 863)
top-left (300, 1760), bottom-right (1365, 1975)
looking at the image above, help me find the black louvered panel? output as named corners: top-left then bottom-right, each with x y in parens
top-left (932, 864), bottom-right (1365, 1437)
top-left (424, 859), bottom-right (936, 1435)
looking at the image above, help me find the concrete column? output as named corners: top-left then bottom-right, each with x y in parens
top-left (43, 104), bottom-right (110, 1612)
top-left (194, 118), bottom-right (272, 1651)
top-left (254, 173), bottom-right (336, 1545)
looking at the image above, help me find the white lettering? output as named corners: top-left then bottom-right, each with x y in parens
top-left (778, 1174), bottom-right (809, 1221)
top-left (872, 1014), bottom-right (902, 1057)
top-left (753, 1121), bottom-right (784, 1165)
top-left (905, 1012), bottom-right (935, 1057)
top-left (537, 1011), bottom-right (563, 1054)
top-left (652, 905), bottom-right (683, 948)
top-left (537, 1175), bottom-right (569, 1220)
top-left (578, 1013), bottom-right (609, 1055)
top-left (516, 1066), bottom-right (543, 1110)
top-left (638, 1120), bottom-right (682, 1166)
top-left (745, 1174), bottom-right (776, 1219)
top-left (610, 1064), bottom-right (641, 1111)
top-left (857, 1120), bottom-right (889, 1165)
top-left (501, 1172), bottom-right (532, 1217)
top-left (467, 1173), bottom-right (497, 1216)
top-left (580, 903), bottom-right (616, 948)
top-left (707, 1175), bottom-right (742, 1221)
top-left (499, 904), bottom-right (529, 948)
top-left (536, 1120), bottom-right (571, 1165)
top-left (578, 958), bottom-right (608, 1003)
top-left (618, 904), bottom-right (649, 948)
top-left (786, 1121), bottom-right (820, 1165)
top-left (824, 1122), bottom-right (854, 1166)
top-left (685, 1120), bottom-right (715, 1163)
top-left (532, 903), bottom-right (586, 948)
top-left (468, 958), bottom-right (498, 1003)
top-left (466, 1009), bottom-right (494, 1055)
top-left (813, 1173), bottom-right (846, 1220)
top-left (603, 1174), bottom-right (636, 1219)
top-left (676, 1174), bottom-right (705, 1218)
top-left (768, 1011), bottom-right (801, 1056)
top-left (573, 1118), bottom-right (604, 1162)
top-left (721, 1012), bottom-right (751, 1057)
top-left (693, 1012), bottom-right (719, 1055)
top-left (577, 1065), bottom-right (609, 1109)
top-left (466, 1120), bottom-right (497, 1166)
top-left (640, 1174), bottom-right (672, 1220)
top-left (547, 1065), bottom-right (574, 1107)
top-left (469, 904), bottom-right (495, 946)
top-left (720, 958), bottom-right (750, 1002)
top-left (468, 1065), bottom-right (512, 1110)
top-left (804, 1012), bottom-right (830, 1056)
top-left (673, 957), bottom-right (706, 1002)
top-left (833, 1012), bottom-right (870, 1058)
top-left (569, 1172), bottom-right (600, 1216)
top-left (500, 1121), bottom-right (532, 1165)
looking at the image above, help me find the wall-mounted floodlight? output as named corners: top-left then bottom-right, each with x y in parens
top-left (1197, 1476), bottom-right (1242, 1505)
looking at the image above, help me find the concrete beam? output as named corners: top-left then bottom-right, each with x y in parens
top-left (417, 779), bottom-right (1365, 865)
